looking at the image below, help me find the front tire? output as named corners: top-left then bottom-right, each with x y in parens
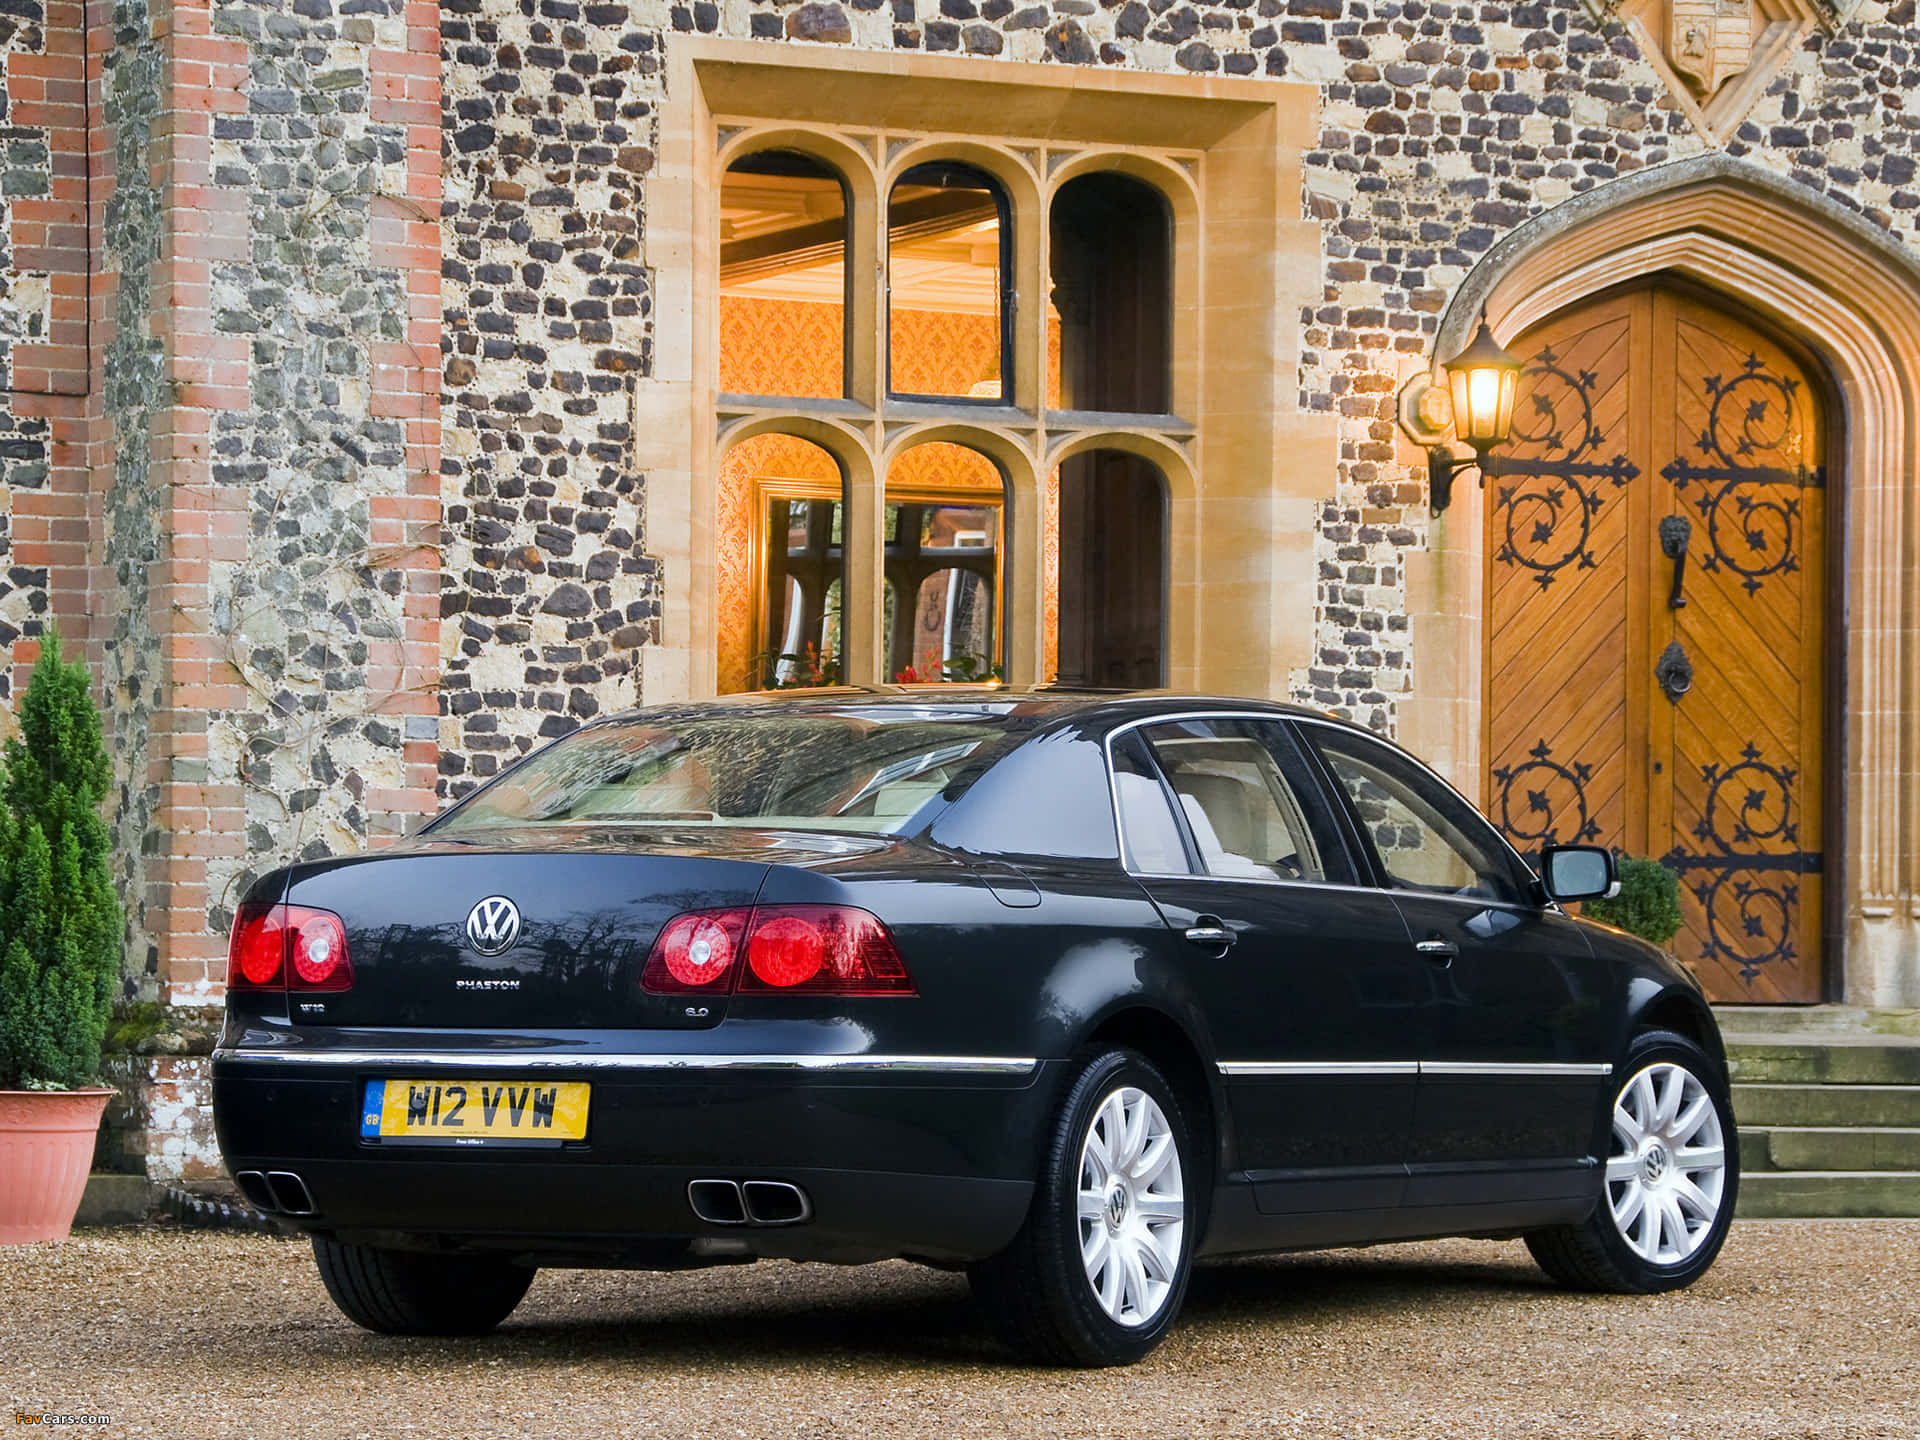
top-left (313, 1237), bottom-right (535, 1335)
top-left (969, 1048), bottom-right (1194, 1367)
top-left (1526, 1028), bottom-right (1738, 1293)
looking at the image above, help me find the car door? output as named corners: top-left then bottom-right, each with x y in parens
top-left (1112, 716), bottom-right (1424, 1220)
top-left (1297, 721), bottom-right (1618, 1213)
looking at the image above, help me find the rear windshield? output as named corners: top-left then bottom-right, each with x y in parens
top-left (429, 708), bottom-right (1027, 838)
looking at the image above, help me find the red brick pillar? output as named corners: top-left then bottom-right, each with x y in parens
top-left (4, 0), bottom-right (94, 677)
top-left (117, 0), bottom-right (447, 1003)
top-left (368, 0), bottom-right (447, 839)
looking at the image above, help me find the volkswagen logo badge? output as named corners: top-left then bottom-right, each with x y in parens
top-left (465, 896), bottom-right (522, 957)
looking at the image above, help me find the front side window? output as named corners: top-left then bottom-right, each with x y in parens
top-left (1305, 727), bottom-right (1529, 904)
top-left (1135, 719), bottom-right (1350, 884)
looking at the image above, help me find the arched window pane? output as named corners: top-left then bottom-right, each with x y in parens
top-left (888, 163), bottom-right (1008, 402)
top-left (1056, 448), bottom-right (1167, 688)
top-left (717, 433), bottom-right (847, 692)
top-left (1049, 173), bottom-right (1172, 414)
top-left (884, 442), bottom-right (1003, 682)
top-left (722, 150), bottom-right (847, 399)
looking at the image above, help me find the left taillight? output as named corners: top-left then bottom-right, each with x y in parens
top-left (228, 902), bottom-right (352, 993)
top-left (640, 904), bottom-right (914, 997)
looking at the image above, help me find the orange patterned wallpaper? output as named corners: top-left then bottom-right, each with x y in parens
top-left (716, 298), bottom-right (1064, 691)
top-left (888, 307), bottom-right (1003, 397)
top-left (720, 296), bottom-right (844, 398)
top-left (717, 432), bottom-right (841, 694)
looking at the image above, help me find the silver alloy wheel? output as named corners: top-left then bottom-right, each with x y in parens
top-left (1606, 1060), bottom-right (1727, 1265)
top-left (1076, 1085), bottom-right (1185, 1327)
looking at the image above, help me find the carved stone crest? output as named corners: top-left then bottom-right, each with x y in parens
top-left (1668, 0), bottom-right (1756, 99)
top-left (1580, 0), bottom-right (1847, 144)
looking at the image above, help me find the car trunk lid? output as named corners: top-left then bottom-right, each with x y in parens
top-left (275, 831), bottom-right (872, 1030)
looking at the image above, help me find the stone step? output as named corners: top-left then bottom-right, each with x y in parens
top-left (1725, 1042), bottom-right (1920, 1086)
top-left (1731, 1082), bottom-right (1920, 1128)
top-left (1713, 1005), bottom-right (1920, 1039)
top-left (1739, 1125), bottom-right (1920, 1172)
top-left (1738, 1170), bottom-right (1920, 1219)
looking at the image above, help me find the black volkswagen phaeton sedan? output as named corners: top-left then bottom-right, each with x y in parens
top-left (212, 689), bottom-right (1736, 1366)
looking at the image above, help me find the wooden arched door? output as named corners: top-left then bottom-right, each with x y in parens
top-left (1485, 284), bottom-right (1830, 1002)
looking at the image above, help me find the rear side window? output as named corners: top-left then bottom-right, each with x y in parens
top-left (929, 727), bottom-right (1120, 861)
top-left (1134, 719), bottom-right (1354, 885)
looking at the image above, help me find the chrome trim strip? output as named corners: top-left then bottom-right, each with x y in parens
top-left (1216, 1059), bottom-right (1611, 1078)
top-left (1420, 1061), bottom-right (1614, 1078)
top-left (1218, 1060), bottom-right (1419, 1077)
top-left (213, 1047), bottom-right (1039, 1075)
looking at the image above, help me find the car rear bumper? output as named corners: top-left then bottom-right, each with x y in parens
top-left (211, 1045), bottom-right (1055, 1265)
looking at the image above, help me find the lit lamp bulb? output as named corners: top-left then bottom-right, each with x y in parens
top-left (1442, 317), bottom-right (1523, 457)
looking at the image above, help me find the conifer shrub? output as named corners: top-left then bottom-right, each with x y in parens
top-left (0, 630), bottom-right (123, 1090)
top-left (1582, 855), bottom-right (1684, 947)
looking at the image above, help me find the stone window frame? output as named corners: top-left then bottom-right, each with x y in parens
top-left (639, 40), bottom-right (1330, 699)
top-left (713, 119), bottom-right (1200, 690)
top-left (719, 121), bottom-right (1193, 685)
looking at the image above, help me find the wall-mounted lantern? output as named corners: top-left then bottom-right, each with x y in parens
top-left (1396, 314), bottom-right (1525, 514)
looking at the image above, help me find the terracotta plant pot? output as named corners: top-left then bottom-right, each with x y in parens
top-left (0, 1088), bottom-right (115, 1245)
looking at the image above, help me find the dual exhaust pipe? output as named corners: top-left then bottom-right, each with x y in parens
top-left (237, 1167), bottom-right (807, 1229)
top-left (233, 1169), bottom-right (318, 1217)
top-left (687, 1178), bottom-right (812, 1227)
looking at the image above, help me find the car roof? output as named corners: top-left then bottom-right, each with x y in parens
top-left (611, 685), bottom-right (1358, 735)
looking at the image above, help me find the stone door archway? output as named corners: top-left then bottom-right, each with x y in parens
top-left (1486, 282), bottom-right (1832, 1002)
top-left (1403, 156), bottom-right (1920, 1009)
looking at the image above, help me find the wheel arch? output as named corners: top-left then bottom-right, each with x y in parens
top-left (1081, 1004), bottom-right (1225, 1233)
top-left (1629, 982), bottom-right (1727, 1071)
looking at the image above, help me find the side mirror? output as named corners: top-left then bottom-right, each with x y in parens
top-left (1540, 844), bottom-right (1619, 903)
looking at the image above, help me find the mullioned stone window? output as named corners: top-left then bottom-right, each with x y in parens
top-left (709, 119), bottom-right (1186, 692)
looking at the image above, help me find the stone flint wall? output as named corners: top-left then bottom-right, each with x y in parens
top-left (48, 0), bottom-right (1920, 1172)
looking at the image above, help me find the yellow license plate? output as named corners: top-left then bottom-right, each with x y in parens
top-left (361, 1079), bottom-right (590, 1144)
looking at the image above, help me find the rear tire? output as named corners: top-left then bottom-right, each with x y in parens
top-left (313, 1237), bottom-right (535, 1335)
top-left (969, 1048), bottom-right (1194, 1367)
top-left (1526, 1028), bottom-right (1738, 1294)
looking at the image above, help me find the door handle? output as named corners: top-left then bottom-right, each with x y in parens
top-left (1659, 514), bottom-right (1691, 609)
top-left (1415, 938), bottom-right (1457, 965)
top-left (1184, 919), bottom-right (1236, 949)
top-left (1655, 639), bottom-right (1693, 704)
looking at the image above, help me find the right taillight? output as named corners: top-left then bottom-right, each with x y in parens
top-left (641, 905), bottom-right (913, 997)
top-left (741, 905), bottom-right (912, 994)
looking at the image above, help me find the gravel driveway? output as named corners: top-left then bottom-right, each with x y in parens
top-left (5, 1221), bottom-right (1917, 1439)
